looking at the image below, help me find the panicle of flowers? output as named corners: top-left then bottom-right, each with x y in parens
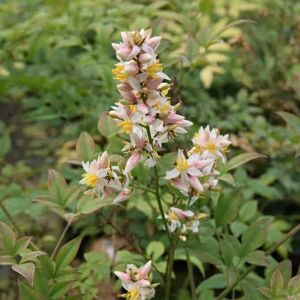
top-left (165, 207), bottom-right (208, 241)
top-left (79, 151), bottom-right (131, 203)
top-left (114, 261), bottom-right (158, 300)
top-left (165, 126), bottom-right (231, 204)
top-left (109, 29), bottom-right (192, 173)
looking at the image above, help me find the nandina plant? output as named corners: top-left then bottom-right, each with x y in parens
top-left (0, 29), bottom-right (299, 300)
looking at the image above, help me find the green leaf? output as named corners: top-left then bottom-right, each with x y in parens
top-left (258, 287), bottom-right (272, 299)
top-left (270, 268), bottom-right (284, 297)
top-left (288, 275), bottom-right (300, 295)
top-left (14, 236), bottom-right (33, 254)
top-left (19, 281), bottom-right (43, 300)
top-left (277, 111), bottom-right (300, 136)
top-left (197, 274), bottom-right (226, 292)
top-left (190, 237), bottom-right (222, 265)
top-left (214, 190), bottom-right (240, 227)
top-left (49, 281), bottom-right (76, 299)
top-left (12, 262), bottom-right (35, 286)
top-left (76, 131), bottom-right (96, 162)
top-left (276, 260), bottom-right (292, 287)
top-left (97, 112), bottom-right (117, 138)
top-left (47, 170), bottom-right (68, 205)
top-left (20, 251), bottom-right (46, 264)
top-left (34, 268), bottom-right (49, 295)
top-left (224, 266), bottom-right (237, 287)
top-left (244, 251), bottom-right (270, 266)
top-left (40, 256), bottom-right (55, 278)
top-left (0, 255), bottom-right (15, 265)
top-left (55, 236), bottom-right (83, 274)
top-left (219, 234), bottom-right (241, 266)
top-left (241, 218), bottom-right (272, 257)
top-left (221, 152), bottom-right (267, 173)
top-left (239, 201), bottom-right (258, 222)
top-left (242, 281), bottom-right (265, 300)
top-left (146, 241), bottom-right (165, 261)
top-left (76, 195), bottom-right (113, 215)
top-left (219, 173), bottom-right (236, 187)
top-left (0, 221), bottom-right (16, 253)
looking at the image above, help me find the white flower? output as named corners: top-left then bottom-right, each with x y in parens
top-left (192, 125), bottom-right (231, 163)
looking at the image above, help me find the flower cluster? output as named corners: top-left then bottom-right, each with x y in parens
top-left (165, 126), bottom-right (231, 203)
top-left (79, 29), bottom-right (232, 298)
top-left (114, 261), bottom-right (158, 300)
top-left (165, 207), bottom-right (208, 241)
top-left (109, 29), bottom-right (192, 173)
top-left (79, 151), bottom-right (131, 203)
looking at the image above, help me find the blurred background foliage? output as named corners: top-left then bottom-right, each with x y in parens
top-left (1, 0), bottom-right (300, 298)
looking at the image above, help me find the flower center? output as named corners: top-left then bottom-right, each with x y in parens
top-left (129, 104), bottom-right (137, 113)
top-left (176, 157), bottom-right (189, 172)
top-left (206, 141), bottom-right (217, 152)
top-left (112, 65), bottom-right (128, 81)
top-left (126, 288), bottom-right (140, 300)
top-left (82, 173), bottom-right (98, 187)
top-left (157, 101), bottom-right (170, 114)
top-left (133, 32), bottom-right (144, 45)
top-left (168, 211), bottom-right (179, 221)
top-left (192, 144), bottom-right (202, 153)
top-left (117, 120), bottom-right (133, 134)
top-left (147, 62), bottom-right (163, 78)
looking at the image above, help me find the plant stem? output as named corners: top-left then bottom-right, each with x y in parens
top-left (216, 223), bottom-right (300, 300)
top-left (185, 249), bottom-right (197, 300)
top-left (0, 201), bottom-right (24, 235)
top-left (165, 243), bottom-right (175, 300)
top-left (50, 222), bottom-right (70, 259)
top-left (145, 125), bottom-right (174, 300)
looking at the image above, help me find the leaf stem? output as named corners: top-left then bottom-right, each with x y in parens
top-left (185, 249), bottom-right (197, 300)
top-left (0, 201), bottom-right (24, 235)
top-left (216, 223), bottom-right (300, 300)
top-left (50, 222), bottom-right (70, 260)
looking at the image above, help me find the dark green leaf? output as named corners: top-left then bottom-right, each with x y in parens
top-left (55, 236), bottom-right (82, 274)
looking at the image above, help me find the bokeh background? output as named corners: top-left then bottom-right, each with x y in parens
top-left (1, 0), bottom-right (300, 298)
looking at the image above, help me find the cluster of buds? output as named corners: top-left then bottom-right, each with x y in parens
top-left (165, 126), bottom-right (231, 203)
top-left (79, 151), bottom-right (131, 203)
top-left (114, 261), bottom-right (158, 300)
top-left (165, 207), bottom-right (208, 241)
top-left (109, 29), bottom-right (192, 173)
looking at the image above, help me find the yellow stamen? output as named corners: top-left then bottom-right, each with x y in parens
top-left (133, 32), bottom-right (144, 45)
top-left (168, 211), bottom-right (179, 221)
top-left (191, 144), bottom-right (202, 154)
top-left (82, 173), bottom-right (98, 187)
top-left (206, 142), bottom-right (217, 152)
top-left (176, 156), bottom-right (189, 172)
top-left (156, 101), bottom-right (170, 114)
top-left (123, 288), bottom-right (140, 300)
top-left (117, 120), bottom-right (133, 134)
top-left (147, 62), bottom-right (163, 78)
top-left (112, 65), bottom-right (128, 81)
top-left (129, 105), bottom-right (137, 113)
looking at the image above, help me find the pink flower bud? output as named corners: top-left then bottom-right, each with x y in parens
top-left (125, 152), bottom-right (141, 174)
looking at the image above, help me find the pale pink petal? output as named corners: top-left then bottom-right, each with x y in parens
top-left (125, 152), bottom-right (141, 174)
top-left (138, 261), bottom-right (152, 278)
top-left (97, 151), bottom-right (109, 169)
top-left (189, 176), bottom-right (204, 192)
top-left (165, 168), bottom-right (180, 180)
top-left (114, 271), bottom-right (131, 283)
